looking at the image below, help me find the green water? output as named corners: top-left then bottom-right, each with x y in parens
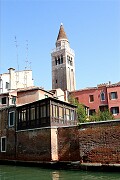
top-left (0, 165), bottom-right (120, 180)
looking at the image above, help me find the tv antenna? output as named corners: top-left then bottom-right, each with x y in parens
top-left (14, 36), bottom-right (19, 71)
top-left (25, 40), bottom-right (31, 70)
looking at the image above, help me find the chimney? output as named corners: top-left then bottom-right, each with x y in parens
top-left (8, 68), bottom-right (15, 90)
top-left (109, 81), bottom-right (111, 85)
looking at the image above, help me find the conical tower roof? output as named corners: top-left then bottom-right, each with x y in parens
top-left (57, 24), bottom-right (68, 41)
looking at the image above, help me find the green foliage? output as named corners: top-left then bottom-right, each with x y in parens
top-left (76, 103), bottom-right (87, 123)
top-left (69, 96), bottom-right (114, 123)
top-left (69, 96), bottom-right (87, 123)
top-left (89, 110), bottom-right (114, 122)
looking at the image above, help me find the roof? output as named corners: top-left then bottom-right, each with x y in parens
top-left (17, 97), bottom-right (76, 108)
top-left (57, 24), bottom-right (68, 41)
top-left (70, 82), bottom-right (120, 93)
top-left (16, 86), bottom-right (53, 95)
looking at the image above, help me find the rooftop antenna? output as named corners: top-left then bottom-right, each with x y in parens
top-left (29, 62), bottom-right (32, 70)
top-left (25, 40), bottom-right (29, 70)
top-left (15, 36), bottom-right (19, 86)
top-left (25, 40), bottom-right (32, 70)
top-left (14, 36), bottom-right (19, 71)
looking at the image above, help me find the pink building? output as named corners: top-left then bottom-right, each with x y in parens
top-left (70, 82), bottom-right (120, 119)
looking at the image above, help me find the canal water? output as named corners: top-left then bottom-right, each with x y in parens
top-left (0, 165), bottom-right (120, 180)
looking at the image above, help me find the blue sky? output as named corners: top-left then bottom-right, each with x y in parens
top-left (0, 0), bottom-right (120, 90)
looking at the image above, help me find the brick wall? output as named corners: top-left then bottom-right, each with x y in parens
top-left (56, 121), bottom-right (120, 164)
top-left (57, 126), bottom-right (80, 161)
top-left (79, 120), bottom-right (120, 164)
top-left (0, 107), bottom-right (16, 160)
top-left (0, 107), bottom-right (120, 165)
top-left (16, 128), bottom-right (51, 161)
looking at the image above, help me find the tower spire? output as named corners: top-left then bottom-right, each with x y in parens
top-left (51, 24), bottom-right (76, 92)
top-left (57, 24), bottom-right (68, 41)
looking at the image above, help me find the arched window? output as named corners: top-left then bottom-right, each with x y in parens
top-left (58, 56), bottom-right (60, 64)
top-left (55, 57), bottom-right (57, 65)
top-left (70, 57), bottom-right (72, 66)
top-left (61, 55), bottom-right (63, 64)
top-left (67, 55), bottom-right (69, 64)
top-left (101, 91), bottom-right (105, 101)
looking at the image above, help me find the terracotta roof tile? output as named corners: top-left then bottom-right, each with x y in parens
top-left (57, 24), bottom-right (68, 41)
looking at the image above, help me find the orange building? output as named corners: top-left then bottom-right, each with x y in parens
top-left (70, 82), bottom-right (120, 119)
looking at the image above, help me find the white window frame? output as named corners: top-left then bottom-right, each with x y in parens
top-left (110, 92), bottom-right (118, 100)
top-left (1, 136), bottom-right (6, 152)
top-left (111, 107), bottom-right (119, 115)
top-left (89, 95), bottom-right (94, 102)
top-left (9, 111), bottom-right (15, 127)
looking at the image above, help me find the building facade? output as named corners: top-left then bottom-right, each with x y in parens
top-left (51, 24), bottom-right (76, 92)
top-left (70, 82), bottom-right (120, 119)
top-left (0, 97), bottom-right (77, 162)
top-left (0, 104), bottom-right (120, 164)
top-left (0, 68), bottom-right (34, 93)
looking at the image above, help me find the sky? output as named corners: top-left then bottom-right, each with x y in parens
top-left (0, 0), bottom-right (120, 91)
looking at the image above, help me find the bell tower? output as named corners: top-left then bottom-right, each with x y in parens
top-left (51, 24), bottom-right (76, 92)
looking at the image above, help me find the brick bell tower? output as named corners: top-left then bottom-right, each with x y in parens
top-left (51, 23), bottom-right (76, 92)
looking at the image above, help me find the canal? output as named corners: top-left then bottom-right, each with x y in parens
top-left (0, 165), bottom-right (120, 180)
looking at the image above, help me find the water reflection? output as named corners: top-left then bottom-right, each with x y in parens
top-left (0, 165), bottom-right (120, 180)
top-left (52, 171), bottom-right (60, 180)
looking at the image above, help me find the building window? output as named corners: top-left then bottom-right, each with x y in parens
top-left (110, 92), bottom-right (118, 99)
top-left (65, 108), bottom-right (70, 120)
top-left (36, 105), bottom-right (39, 119)
top-left (70, 58), bottom-right (73, 66)
top-left (9, 111), bottom-right (15, 127)
top-left (111, 107), bottom-right (119, 115)
top-left (100, 91), bottom-right (105, 101)
top-left (55, 55), bottom-right (63, 65)
top-left (61, 55), bottom-right (63, 64)
top-left (21, 109), bottom-right (26, 121)
top-left (30, 107), bottom-right (35, 120)
top-left (2, 97), bottom-right (6, 104)
top-left (12, 96), bottom-right (16, 104)
top-left (59, 106), bottom-right (63, 119)
top-left (55, 57), bottom-right (57, 65)
top-left (89, 95), bottom-right (94, 102)
top-left (70, 110), bottom-right (74, 120)
top-left (53, 105), bottom-right (58, 118)
top-left (40, 105), bottom-right (46, 118)
top-left (56, 80), bottom-right (57, 84)
top-left (89, 109), bottom-right (95, 115)
top-left (58, 57), bottom-right (60, 64)
top-left (1, 137), bottom-right (6, 152)
top-left (6, 82), bottom-right (9, 89)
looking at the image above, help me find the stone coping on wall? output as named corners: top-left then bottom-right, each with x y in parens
top-left (16, 125), bottom-right (78, 132)
top-left (79, 119), bottom-right (120, 129)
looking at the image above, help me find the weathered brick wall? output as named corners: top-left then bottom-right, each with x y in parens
top-left (0, 108), bottom-right (16, 160)
top-left (57, 121), bottom-right (120, 164)
top-left (79, 121), bottom-right (120, 164)
top-left (16, 128), bottom-right (51, 161)
top-left (57, 126), bottom-right (80, 161)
